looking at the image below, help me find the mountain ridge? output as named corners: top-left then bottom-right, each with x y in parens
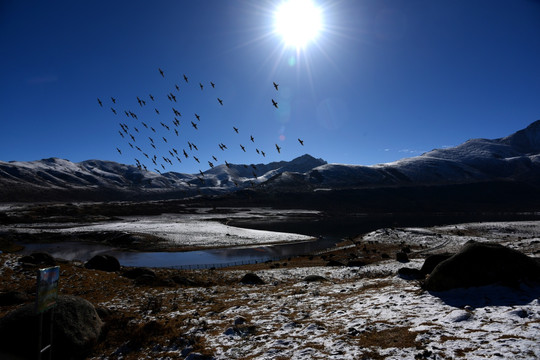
top-left (1, 120), bottom-right (539, 203)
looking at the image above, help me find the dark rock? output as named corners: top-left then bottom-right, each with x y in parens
top-left (122, 267), bottom-right (155, 279)
top-left (19, 252), bottom-right (56, 266)
top-left (240, 273), bottom-right (265, 285)
top-left (95, 306), bottom-right (113, 320)
top-left (0, 291), bottom-right (29, 306)
top-left (185, 353), bottom-right (214, 360)
top-left (396, 252), bottom-right (409, 263)
top-left (171, 275), bottom-right (198, 286)
top-left (398, 267), bottom-right (424, 280)
top-left (84, 254), bottom-right (120, 272)
top-left (325, 260), bottom-right (345, 267)
top-left (420, 253), bottom-right (453, 275)
top-left (0, 295), bottom-right (103, 360)
top-left (234, 316), bottom-right (246, 325)
top-left (424, 241), bottom-right (540, 291)
top-left (381, 253), bottom-right (390, 259)
top-left (303, 275), bottom-right (327, 283)
top-left (346, 260), bottom-right (366, 267)
top-left (134, 274), bottom-right (175, 287)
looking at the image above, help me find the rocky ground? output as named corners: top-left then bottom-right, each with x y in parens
top-left (1, 220), bottom-right (539, 359)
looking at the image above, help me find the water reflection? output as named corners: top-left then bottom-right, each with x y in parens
top-left (19, 237), bottom-right (340, 268)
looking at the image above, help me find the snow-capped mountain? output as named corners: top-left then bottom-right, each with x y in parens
top-left (0, 120), bottom-right (539, 203)
top-left (0, 154), bottom-right (326, 201)
top-left (262, 120), bottom-right (540, 191)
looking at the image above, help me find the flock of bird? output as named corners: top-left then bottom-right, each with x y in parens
top-left (97, 68), bottom-right (304, 186)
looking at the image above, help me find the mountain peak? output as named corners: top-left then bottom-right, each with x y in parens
top-left (500, 119), bottom-right (540, 154)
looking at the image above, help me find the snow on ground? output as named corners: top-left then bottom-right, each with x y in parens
top-left (84, 220), bottom-right (540, 360)
top-left (4, 209), bottom-right (318, 249)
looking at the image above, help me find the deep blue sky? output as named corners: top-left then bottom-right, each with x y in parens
top-left (1, 0), bottom-right (539, 174)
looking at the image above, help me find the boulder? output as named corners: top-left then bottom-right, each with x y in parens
top-left (424, 241), bottom-right (540, 291)
top-left (303, 275), bottom-right (327, 283)
top-left (420, 253), bottom-right (453, 275)
top-left (396, 252), bottom-right (409, 263)
top-left (84, 254), bottom-right (120, 272)
top-left (240, 273), bottom-right (265, 285)
top-left (325, 260), bottom-right (345, 267)
top-left (0, 295), bottom-right (103, 359)
top-left (19, 252), bottom-right (56, 266)
top-left (0, 291), bottom-right (30, 306)
top-left (122, 267), bottom-right (155, 279)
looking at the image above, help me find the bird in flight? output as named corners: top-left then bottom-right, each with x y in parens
top-left (233, 126), bottom-right (239, 133)
top-left (275, 144), bottom-right (281, 153)
top-left (210, 82), bottom-right (215, 88)
top-left (155, 108), bottom-right (160, 115)
top-left (217, 98), bottom-right (223, 105)
top-left (149, 94), bottom-right (154, 101)
top-left (111, 97), bottom-right (116, 103)
top-left (191, 121), bottom-right (198, 129)
top-left (298, 138), bottom-right (304, 146)
top-left (116, 147), bottom-right (122, 154)
top-left (195, 113), bottom-right (200, 121)
top-left (183, 149), bottom-right (189, 158)
top-left (183, 74), bottom-right (188, 83)
top-left (111, 107), bottom-right (117, 115)
top-left (97, 98), bottom-right (103, 107)
top-left (250, 135), bottom-right (254, 142)
top-left (208, 161), bottom-right (214, 168)
top-left (240, 144), bottom-right (246, 152)
top-left (225, 160), bottom-right (230, 168)
top-left (159, 68), bottom-right (164, 77)
top-left (212, 155), bottom-right (218, 162)
top-left (272, 99), bottom-right (278, 108)
top-left (175, 84), bottom-right (180, 91)
top-left (200, 83), bottom-right (204, 90)
top-left (273, 82), bottom-right (279, 91)
top-left (193, 156), bottom-right (200, 163)
top-left (261, 151), bottom-right (266, 157)
top-left (162, 137), bottom-right (168, 143)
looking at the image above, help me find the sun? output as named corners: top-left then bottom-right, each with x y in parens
top-left (274, 0), bottom-right (322, 49)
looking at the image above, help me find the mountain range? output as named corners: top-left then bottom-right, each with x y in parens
top-left (1, 120), bottom-right (540, 210)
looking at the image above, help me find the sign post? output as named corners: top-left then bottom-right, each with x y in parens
top-left (35, 266), bottom-right (60, 360)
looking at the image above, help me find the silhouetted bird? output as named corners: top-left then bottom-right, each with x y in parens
top-left (225, 160), bottom-right (230, 168)
top-left (191, 121), bottom-right (198, 129)
top-left (97, 98), bottom-right (103, 107)
top-left (272, 99), bottom-right (278, 108)
top-left (116, 148), bottom-right (121, 154)
top-left (240, 144), bottom-right (246, 152)
top-left (130, 134), bottom-right (136, 142)
top-left (111, 108), bottom-right (117, 115)
top-left (256, 148), bottom-right (260, 154)
top-left (128, 143), bottom-right (134, 148)
top-left (261, 151), bottom-right (266, 157)
top-left (192, 143), bottom-right (198, 151)
top-left (149, 94), bottom-right (155, 101)
top-left (142, 122), bottom-right (148, 128)
top-left (159, 68), bottom-right (164, 77)
top-left (275, 144), bottom-right (281, 153)
top-left (183, 149), bottom-right (189, 158)
top-left (134, 127), bottom-right (139, 133)
top-left (233, 126), bottom-right (239, 133)
top-left (151, 144), bottom-right (156, 149)
top-left (252, 171), bottom-right (257, 177)
top-left (151, 127), bottom-right (156, 133)
top-left (208, 161), bottom-right (214, 168)
top-left (217, 98), bottom-right (223, 105)
top-left (173, 108), bottom-right (181, 117)
top-left (137, 97), bottom-right (143, 106)
top-left (195, 113), bottom-right (200, 121)
top-left (170, 93), bottom-right (176, 102)
top-left (188, 142), bottom-right (193, 150)
top-left (200, 83), bottom-right (204, 90)
top-left (135, 146), bottom-right (141, 151)
top-left (124, 110), bottom-right (129, 117)
top-left (250, 135), bottom-right (254, 142)
top-left (174, 129), bottom-right (179, 136)
top-left (175, 84), bottom-right (180, 91)
top-left (273, 82), bottom-right (279, 91)
top-left (111, 97), bottom-right (116, 103)
top-left (212, 155), bottom-right (218, 161)
top-left (155, 108), bottom-right (160, 115)
top-left (162, 137), bottom-right (168, 143)
top-left (298, 138), bottom-right (304, 146)
top-left (194, 156), bottom-right (200, 163)
top-left (183, 74), bottom-right (188, 82)
top-left (119, 131), bottom-right (124, 138)
top-left (210, 82), bottom-right (215, 88)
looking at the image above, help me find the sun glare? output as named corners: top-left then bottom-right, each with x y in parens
top-left (275, 0), bottom-right (322, 49)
